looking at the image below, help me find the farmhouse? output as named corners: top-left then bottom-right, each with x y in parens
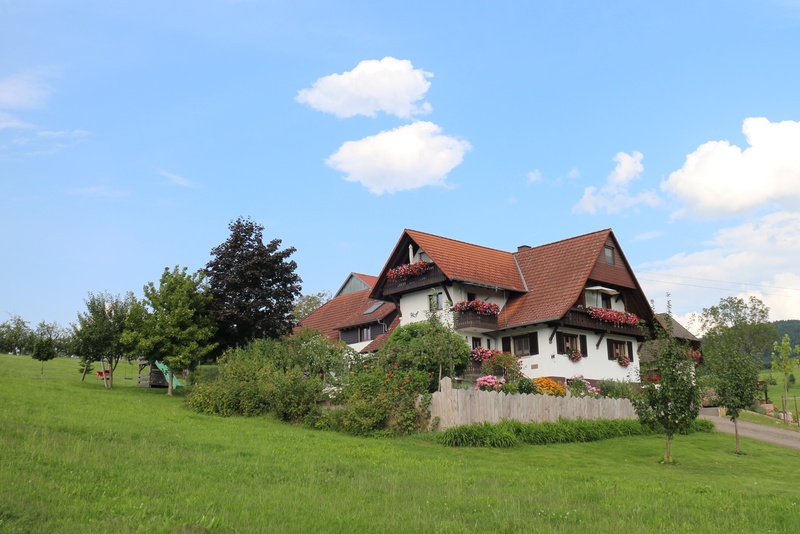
top-left (301, 228), bottom-right (657, 384)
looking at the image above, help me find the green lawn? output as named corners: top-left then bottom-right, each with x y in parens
top-left (759, 368), bottom-right (800, 406)
top-left (2, 354), bottom-right (800, 533)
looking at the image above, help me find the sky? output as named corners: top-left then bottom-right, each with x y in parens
top-left (3, 0), bottom-right (800, 335)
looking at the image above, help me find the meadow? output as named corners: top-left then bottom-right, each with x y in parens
top-left (2, 355), bottom-right (800, 533)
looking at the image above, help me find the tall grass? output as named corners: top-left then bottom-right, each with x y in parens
top-left (2, 354), bottom-right (800, 533)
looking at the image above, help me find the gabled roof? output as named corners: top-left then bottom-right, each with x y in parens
top-left (361, 315), bottom-right (401, 353)
top-left (499, 229), bottom-right (613, 328)
top-left (298, 287), bottom-right (396, 343)
top-left (655, 314), bottom-right (699, 343)
top-left (371, 229), bottom-right (526, 299)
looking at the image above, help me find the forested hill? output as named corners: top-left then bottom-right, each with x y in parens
top-left (773, 320), bottom-right (800, 344)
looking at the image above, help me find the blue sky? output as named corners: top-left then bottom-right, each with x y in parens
top-left (3, 0), bottom-right (800, 334)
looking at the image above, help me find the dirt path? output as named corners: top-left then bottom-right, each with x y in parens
top-left (699, 407), bottom-right (800, 450)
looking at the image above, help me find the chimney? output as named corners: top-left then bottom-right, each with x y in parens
top-left (517, 245), bottom-right (531, 252)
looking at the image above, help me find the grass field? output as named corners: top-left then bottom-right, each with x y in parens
top-left (2, 355), bottom-right (800, 533)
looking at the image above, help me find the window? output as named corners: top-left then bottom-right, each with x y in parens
top-left (472, 337), bottom-right (482, 349)
top-left (467, 292), bottom-right (476, 302)
top-left (512, 332), bottom-right (539, 356)
top-left (556, 332), bottom-right (587, 356)
top-left (601, 293), bottom-right (612, 309)
top-left (607, 339), bottom-right (634, 361)
top-left (604, 246), bottom-right (615, 265)
top-left (428, 292), bottom-right (443, 311)
top-left (360, 326), bottom-right (372, 342)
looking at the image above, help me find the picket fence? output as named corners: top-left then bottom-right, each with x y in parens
top-left (429, 377), bottom-right (636, 430)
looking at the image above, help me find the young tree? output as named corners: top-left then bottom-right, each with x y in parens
top-left (0, 314), bottom-right (33, 355)
top-left (72, 292), bottom-right (135, 388)
top-left (31, 321), bottom-right (58, 379)
top-left (701, 296), bottom-right (774, 453)
top-left (633, 315), bottom-right (701, 463)
top-left (206, 217), bottom-right (302, 354)
top-left (771, 334), bottom-right (799, 420)
top-left (124, 266), bottom-right (217, 396)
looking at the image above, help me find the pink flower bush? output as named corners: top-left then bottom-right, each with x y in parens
top-left (567, 374), bottom-right (600, 397)
top-left (567, 348), bottom-right (583, 363)
top-left (470, 346), bottom-right (494, 363)
top-left (617, 356), bottom-right (631, 368)
top-left (452, 300), bottom-right (501, 316)
top-left (587, 307), bottom-right (639, 326)
top-left (475, 375), bottom-right (506, 391)
top-left (386, 261), bottom-right (430, 282)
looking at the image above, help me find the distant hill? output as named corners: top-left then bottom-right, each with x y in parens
top-left (773, 320), bottom-right (800, 345)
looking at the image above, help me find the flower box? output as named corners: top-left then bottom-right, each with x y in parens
top-left (386, 261), bottom-right (430, 282)
top-left (452, 300), bottom-right (500, 316)
top-left (586, 307), bottom-right (639, 326)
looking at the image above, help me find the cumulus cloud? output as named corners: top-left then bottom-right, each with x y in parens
top-left (638, 211), bottom-right (800, 328)
top-left (662, 117), bottom-right (800, 218)
top-left (325, 121), bottom-right (471, 195)
top-left (296, 57), bottom-right (432, 118)
top-left (573, 151), bottom-right (660, 214)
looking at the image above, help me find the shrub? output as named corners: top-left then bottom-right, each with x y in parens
top-left (437, 418), bottom-right (656, 448)
top-left (516, 376), bottom-right (538, 394)
top-left (596, 379), bottom-right (634, 399)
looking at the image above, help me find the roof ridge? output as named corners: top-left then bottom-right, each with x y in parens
top-left (518, 228), bottom-right (611, 254)
top-left (405, 228), bottom-right (516, 255)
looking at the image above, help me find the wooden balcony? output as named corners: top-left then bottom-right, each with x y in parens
top-left (561, 307), bottom-right (644, 337)
top-left (382, 264), bottom-right (447, 296)
top-left (454, 310), bottom-right (498, 332)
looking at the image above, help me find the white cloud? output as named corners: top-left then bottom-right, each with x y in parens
top-left (567, 167), bottom-right (580, 179)
top-left (573, 151), bottom-right (660, 214)
top-left (296, 57), bottom-right (433, 119)
top-left (38, 129), bottom-right (89, 138)
top-left (526, 169), bottom-right (542, 183)
top-left (662, 117), bottom-right (800, 218)
top-left (325, 121), bottom-right (471, 195)
top-left (0, 69), bottom-right (53, 109)
top-left (158, 169), bottom-right (195, 188)
top-left (638, 211), bottom-right (800, 326)
top-left (0, 112), bottom-right (34, 130)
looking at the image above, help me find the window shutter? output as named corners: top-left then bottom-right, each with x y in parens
top-left (607, 339), bottom-right (614, 360)
top-left (529, 332), bottom-right (539, 355)
top-left (502, 336), bottom-right (511, 353)
top-left (556, 332), bottom-right (564, 354)
top-left (580, 335), bottom-right (588, 357)
top-left (627, 341), bottom-right (634, 362)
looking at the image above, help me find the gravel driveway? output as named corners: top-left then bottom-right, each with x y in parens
top-left (699, 407), bottom-right (800, 450)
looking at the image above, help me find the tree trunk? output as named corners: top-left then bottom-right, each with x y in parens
top-left (438, 363), bottom-right (443, 392)
top-left (733, 418), bottom-right (740, 454)
top-left (167, 368), bottom-right (174, 396)
top-left (665, 434), bottom-right (672, 463)
top-left (81, 364), bottom-right (89, 382)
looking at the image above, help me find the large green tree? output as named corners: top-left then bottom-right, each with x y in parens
top-left (700, 296), bottom-right (774, 453)
top-left (292, 290), bottom-right (332, 322)
top-left (72, 292), bottom-right (135, 388)
top-left (633, 315), bottom-right (701, 463)
top-left (0, 314), bottom-right (33, 355)
top-left (124, 266), bottom-right (217, 396)
top-left (206, 217), bottom-right (302, 354)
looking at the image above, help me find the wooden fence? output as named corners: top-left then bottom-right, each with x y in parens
top-left (429, 377), bottom-right (636, 430)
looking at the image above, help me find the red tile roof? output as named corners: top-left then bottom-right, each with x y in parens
top-left (362, 315), bottom-right (401, 353)
top-left (499, 229), bottom-right (612, 328)
top-left (297, 288), bottom-right (396, 343)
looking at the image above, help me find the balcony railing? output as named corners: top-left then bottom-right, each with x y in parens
top-left (561, 307), bottom-right (644, 337)
top-left (454, 310), bottom-right (498, 332)
top-left (382, 264), bottom-right (447, 296)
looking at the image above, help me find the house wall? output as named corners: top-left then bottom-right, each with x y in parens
top-left (516, 326), bottom-right (638, 382)
top-left (398, 288), bottom-right (455, 328)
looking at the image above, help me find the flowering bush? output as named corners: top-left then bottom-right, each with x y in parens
top-left (470, 346), bottom-right (494, 363)
top-left (386, 261), bottom-right (430, 282)
top-left (689, 350), bottom-right (703, 365)
top-left (475, 375), bottom-right (506, 391)
top-left (533, 377), bottom-right (566, 397)
top-left (644, 372), bottom-right (661, 383)
top-left (587, 307), bottom-right (639, 326)
top-left (567, 348), bottom-right (583, 363)
top-left (617, 356), bottom-right (631, 368)
top-left (480, 351), bottom-right (522, 378)
top-left (567, 374), bottom-right (600, 397)
top-left (452, 300), bottom-right (501, 316)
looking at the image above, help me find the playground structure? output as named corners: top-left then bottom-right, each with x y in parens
top-left (137, 359), bottom-right (183, 389)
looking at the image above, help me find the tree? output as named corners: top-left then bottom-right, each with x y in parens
top-left (206, 217), bottom-right (302, 354)
top-left (292, 290), bottom-right (332, 321)
top-left (771, 334), bottom-right (799, 421)
top-left (31, 321), bottom-right (60, 378)
top-left (700, 296), bottom-right (774, 453)
top-left (123, 266), bottom-right (217, 396)
top-left (72, 292), bottom-right (135, 388)
top-left (0, 314), bottom-right (33, 355)
top-left (633, 314), bottom-right (701, 463)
